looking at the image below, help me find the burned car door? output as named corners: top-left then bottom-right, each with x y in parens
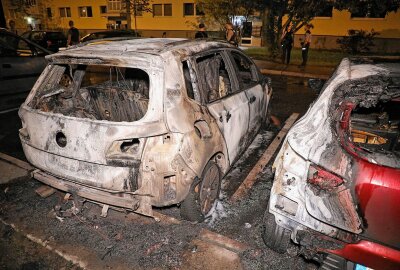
top-left (228, 50), bottom-right (266, 138)
top-left (0, 32), bottom-right (47, 110)
top-left (194, 51), bottom-right (250, 164)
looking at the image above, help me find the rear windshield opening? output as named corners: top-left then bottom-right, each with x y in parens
top-left (30, 64), bottom-right (150, 122)
top-left (350, 99), bottom-right (400, 157)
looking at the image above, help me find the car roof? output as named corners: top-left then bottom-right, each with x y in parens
top-left (48, 38), bottom-right (235, 61)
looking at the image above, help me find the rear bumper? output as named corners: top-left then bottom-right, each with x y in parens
top-left (32, 170), bottom-right (153, 217)
top-left (22, 143), bottom-right (136, 191)
top-left (328, 240), bottom-right (400, 270)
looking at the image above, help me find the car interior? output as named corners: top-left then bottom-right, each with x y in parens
top-left (31, 64), bottom-right (150, 122)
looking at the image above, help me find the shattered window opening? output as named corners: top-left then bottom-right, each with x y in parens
top-left (229, 51), bottom-right (258, 90)
top-left (333, 75), bottom-right (400, 168)
top-left (350, 99), bottom-right (400, 156)
top-left (30, 64), bottom-right (150, 122)
top-left (195, 53), bottom-right (232, 104)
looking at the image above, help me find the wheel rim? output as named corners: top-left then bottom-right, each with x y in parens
top-left (199, 163), bottom-right (220, 215)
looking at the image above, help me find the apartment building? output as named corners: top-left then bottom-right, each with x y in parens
top-left (2, 0), bottom-right (399, 50)
top-left (2, 0), bottom-right (204, 38)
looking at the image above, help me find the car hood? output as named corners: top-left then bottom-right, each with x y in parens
top-left (286, 58), bottom-right (390, 176)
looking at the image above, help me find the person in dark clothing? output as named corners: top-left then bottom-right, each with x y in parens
top-left (300, 24), bottom-right (312, 66)
top-left (225, 22), bottom-right (237, 46)
top-left (281, 25), bottom-right (293, 65)
top-left (67, 20), bottom-right (80, 46)
top-left (195, 23), bottom-right (208, 39)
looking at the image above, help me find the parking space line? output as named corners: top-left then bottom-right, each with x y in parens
top-left (0, 152), bottom-right (34, 171)
top-left (0, 218), bottom-right (88, 269)
top-left (230, 113), bottom-right (300, 202)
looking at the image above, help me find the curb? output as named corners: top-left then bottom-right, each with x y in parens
top-left (260, 68), bottom-right (330, 80)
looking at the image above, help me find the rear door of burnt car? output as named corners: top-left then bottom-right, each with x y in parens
top-left (193, 49), bottom-right (250, 164)
top-left (227, 49), bottom-right (266, 139)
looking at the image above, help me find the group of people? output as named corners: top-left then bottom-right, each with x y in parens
top-left (281, 23), bottom-right (312, 66)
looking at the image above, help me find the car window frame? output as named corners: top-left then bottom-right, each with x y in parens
top-left (226, 49), bottom-right (260, 91)
top-left (186, 49), bottom-right (241, 105)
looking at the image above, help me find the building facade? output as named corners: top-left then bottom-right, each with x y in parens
top-left (2, 0), bottom-right (399, 51)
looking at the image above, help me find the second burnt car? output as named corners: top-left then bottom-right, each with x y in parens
top-left (19, 38), bottom-right (272, 221)
top-left (263, 58), bottom-right (400, 270)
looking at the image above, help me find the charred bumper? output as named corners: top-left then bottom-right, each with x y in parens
top-left (32, 170), bottom-right (154, 217)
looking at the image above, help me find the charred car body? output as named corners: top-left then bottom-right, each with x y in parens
top-left (19, 38), bottom-right (272, 221)
top-left (264, 58), bottom-right (400, 269)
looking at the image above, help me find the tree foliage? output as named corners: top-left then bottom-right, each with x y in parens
top-left (337, 29), bottom-right (379, 54)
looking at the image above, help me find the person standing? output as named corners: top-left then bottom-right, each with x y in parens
top-left (67, 20), bottom-right (80, 46)
top-left (225, 22), bottom-right (237, 46)
top-left (8, 20), bottom-right (17, 35)
top-left (195, 23), bottom-right (208, 39)
top-left (300, 24), bottom-right (312, 66)
top-left (280, 25), bottom-right (293, 65)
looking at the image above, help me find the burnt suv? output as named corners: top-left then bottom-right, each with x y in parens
top-left (263, 58), bottom-right (400, 269)
top-left (19, 38), bottom-right (272, 221)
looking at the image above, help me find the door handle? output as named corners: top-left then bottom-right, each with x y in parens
top-left (226, 111), bottom-right (231, 122)
top-left (2, 64), bottom-right (12, 68)
top-left (219, 111), bottom-right (232, 122)
top-left (249, 96), bottom-right (256, 104)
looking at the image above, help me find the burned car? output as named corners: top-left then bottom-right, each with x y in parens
top-left (19, 38), bottom-right (272, 221)
top-left (263, 58), bottom-right (400, 269)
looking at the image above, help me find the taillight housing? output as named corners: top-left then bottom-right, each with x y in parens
top-left (307, 164), bottom-right (344, 190)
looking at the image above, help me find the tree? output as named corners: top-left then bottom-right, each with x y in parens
top-left (195, 0), bottom-right (242, 30)
top-left (125, 0), bottom-right (152, 31)
top-left (262, 0), bottom-right (399, 58)
top-left (197, 0), bottom-right (399, 57)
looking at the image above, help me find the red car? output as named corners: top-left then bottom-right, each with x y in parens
top-left (263, 58), bottom-right (400, 269)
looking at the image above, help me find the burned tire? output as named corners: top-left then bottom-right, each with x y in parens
top-left (180, 160), bottom-right (221, 222)
top-left (262, 206), bottom-right (291, 253)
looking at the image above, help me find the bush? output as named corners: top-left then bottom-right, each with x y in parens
top-left (337, 29), bottom-right (379, 54)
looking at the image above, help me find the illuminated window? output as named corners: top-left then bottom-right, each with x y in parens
top-left (79, 6), bottom-right (93, 17)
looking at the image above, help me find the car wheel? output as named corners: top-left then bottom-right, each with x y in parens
top-left (180, 160), bottom-right (221, 222)
top-left (262, 205), bottom-right (291, 253)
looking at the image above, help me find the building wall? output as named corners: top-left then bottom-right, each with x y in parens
top-left (310, 9), bottom-right (400, 38)
top-left (2, 0), bottom-right (400, 49)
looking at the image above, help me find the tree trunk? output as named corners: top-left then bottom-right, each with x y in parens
top-left (126, 0), bottom-right (131, 29)
top-left (262, 7), bottom-right (271, 52)
top-left (133, 0), bottom-right (137, 31)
